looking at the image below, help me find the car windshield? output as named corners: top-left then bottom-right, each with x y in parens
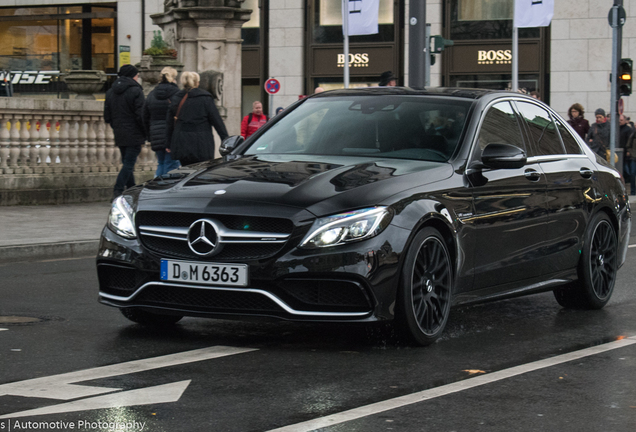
top-left (244, 95), bottom-right (472, 162)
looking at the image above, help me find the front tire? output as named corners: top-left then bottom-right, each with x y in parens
top-left (120, 308), bottom-right (183, 326)
top-left (396, 227), bottom-right (453, 346)
top-left (554, 212), bottom-right (618, 309)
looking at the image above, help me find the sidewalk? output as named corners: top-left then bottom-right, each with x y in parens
top-left (0, 202), bottom-right (112, 263)
top-left (1, 196), bottom-right (635, 264)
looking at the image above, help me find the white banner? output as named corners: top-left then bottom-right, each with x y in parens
top-left (514, 0), bottom-right (554, 28)
top-left (342, 0), bottom-right (380, 36)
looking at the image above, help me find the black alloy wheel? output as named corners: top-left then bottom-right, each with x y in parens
top-left (397, 227), bottom-right (453, 346)
top-left (120, 307), bottom-right (183, 325)
top-left (554, 212), bottom-right (617, 309)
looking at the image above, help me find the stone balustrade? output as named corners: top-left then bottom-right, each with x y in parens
top-left (0, 98), bottom-right (156, 205)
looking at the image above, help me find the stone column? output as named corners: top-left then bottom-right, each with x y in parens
top-left (151, 0), bottom-right (251, 138)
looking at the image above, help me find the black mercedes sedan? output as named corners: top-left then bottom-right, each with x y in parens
top-left (97, 88), bottom-right (631, 346)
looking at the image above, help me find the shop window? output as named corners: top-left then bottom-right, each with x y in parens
top-left (449, 0), bottom-right (539, 40)
top-left (313, 0), bottom-right (394, 44)
top-left (241, 0), bottom-right (260, 45)
top-left (450, 74), bottom-right (539, 93)
top-left (0, 5), bottom-right (115, 73)
top-left (458, 0), bottom-right (512, 21)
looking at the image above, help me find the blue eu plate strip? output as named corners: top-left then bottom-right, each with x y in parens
top-left (160, 260), bottom-right (168, 280)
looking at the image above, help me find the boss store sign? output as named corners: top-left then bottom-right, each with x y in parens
top-left (312, 46), bottom-right (394, 76)
top-left (449, 42), bottom-right (541, 74)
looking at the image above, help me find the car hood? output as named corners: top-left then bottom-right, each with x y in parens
top-left (138, 155), bottom-right (453, 217)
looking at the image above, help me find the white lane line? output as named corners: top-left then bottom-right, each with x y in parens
top-left (0, 380), bottom-right (191, 419)
top-left (0, 328), bottom-right (8, 332)
top-left (267, 336), bottom-right (636, 432)
top-left (0, 345), bottom-right (257, 400)
top-left (629, 244), bottom-right (636, 248)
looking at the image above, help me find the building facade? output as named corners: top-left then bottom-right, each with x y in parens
top-left (0, 0), bottom-right (634, 121)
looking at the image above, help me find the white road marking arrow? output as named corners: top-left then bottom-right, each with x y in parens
top-left (0, 380), bottom-right (191, 419)
top-left (0, 346), bottom-right (256, 400)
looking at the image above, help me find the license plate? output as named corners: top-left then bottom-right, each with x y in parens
top-left (160, 259), bottom-right (248, 287)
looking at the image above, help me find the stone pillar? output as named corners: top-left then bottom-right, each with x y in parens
top-left (151, 0), bottom-right (251, 138)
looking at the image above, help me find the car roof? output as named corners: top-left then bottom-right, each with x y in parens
top-left (311, 87), bottom-right (500, 100)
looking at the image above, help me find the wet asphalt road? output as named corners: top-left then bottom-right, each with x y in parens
top-left (0, 226), bottom-right (635, 432)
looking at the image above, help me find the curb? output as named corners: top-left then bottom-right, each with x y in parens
top-left (0, 240), bottom-right (99, 263)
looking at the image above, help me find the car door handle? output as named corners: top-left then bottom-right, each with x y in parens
top-left (524, 169), bottom-right (542, 181)
top-left (580, 167), bottom-right (593, 179)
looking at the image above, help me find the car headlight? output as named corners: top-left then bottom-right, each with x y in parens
top-left (300, 207), bottom-right (392, 249)
top-left (107, 196), bottom-right (137, 239)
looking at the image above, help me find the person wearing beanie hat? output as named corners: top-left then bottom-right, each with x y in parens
top-left (118, 64), bottom-right (139, 78)
top-left (104, 64), bottom-right (146, 200)
top-left (586, 108), bottom-right (610, 158)
top-left (378, 71), bottom-right (397, 87)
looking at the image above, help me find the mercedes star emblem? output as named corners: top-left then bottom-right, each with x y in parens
top-left (187, 219), bottom-right (219, 256)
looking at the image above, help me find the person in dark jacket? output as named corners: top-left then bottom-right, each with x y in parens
top-left (143, 67), bottom-right (180, 176)
top-left (624, 128), bottom-right (636, 195)
top-left (104, 64), bottom-right (146, 200)
top-left (165, 71), bottom-right (229, 166)
top-left (586, 108), bottom-right (610, 157)
top-left (567, 103), bottom-right (590, 140)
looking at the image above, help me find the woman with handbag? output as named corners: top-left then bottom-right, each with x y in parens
top-left (166, 71), bottom-right (229, 166)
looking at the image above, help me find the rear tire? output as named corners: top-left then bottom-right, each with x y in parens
top-left (120, 308), bottom-right (183, 326)
top-left (396, 227), bottom-right (453, 346)
top-left (553, 212), bottom-right (617, 310)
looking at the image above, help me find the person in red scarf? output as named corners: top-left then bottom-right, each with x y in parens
top-left (241, 101), bottom-right (268, 139)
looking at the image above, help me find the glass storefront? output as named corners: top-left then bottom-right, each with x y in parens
top-left (306, 0), bottom-right (402, 92)
top-left (0, 4), bottom-right (116, 95)
top-left (444, 0), bottom-right (548, 100)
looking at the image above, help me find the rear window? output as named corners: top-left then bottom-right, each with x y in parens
top-left (244, 96), bottom-right (472, 162)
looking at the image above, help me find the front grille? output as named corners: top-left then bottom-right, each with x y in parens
top-left (140, 236), bottom-right (284, 261)
top-left (98, 264), bottom-right (152, 297)
top-left (137, 212), bottom-right (293, 233)
top-left (136, 211), bottom-right (295, 261)
top-left (134, 285), bottom-right (281, 313)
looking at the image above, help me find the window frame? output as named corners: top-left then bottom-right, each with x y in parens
top-left (512, 99), bottom-right (567, 157)
top-left (469, 98), bottom-right (534, 165)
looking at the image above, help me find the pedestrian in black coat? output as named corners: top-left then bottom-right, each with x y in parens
top-left (166, 71), bottom-right (229, 166)
top-left (104, 64), bottom-right (146, 200)
top-left (142, 67), bottom-right (180, 176)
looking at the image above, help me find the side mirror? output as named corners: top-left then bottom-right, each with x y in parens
top-left (220, 135), bottom-right (244, 156)
top-left (481, 143), bottom-right (527, 169)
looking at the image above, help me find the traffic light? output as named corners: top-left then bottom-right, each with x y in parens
top-left (619, 58), bottom-right (632, 96)
top-left (431, 35), bottom-right (454, 54)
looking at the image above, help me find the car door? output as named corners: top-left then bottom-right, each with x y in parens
top-left (514, 101), bottom-right (594, 276)
top-left (466, 100), bottom-right (550, 291)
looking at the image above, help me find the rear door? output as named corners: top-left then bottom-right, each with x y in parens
top-left (514, 101), bottom-right (593, 276)
top-left (467, 100), bottom-right (549, 290)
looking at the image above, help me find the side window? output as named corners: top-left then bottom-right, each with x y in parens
top-left (555, 119), bottom-right (583, 155)
top-left (515, 101), bottom-right (565, 156)
top-left (477, 101), bottom-right (528, 155)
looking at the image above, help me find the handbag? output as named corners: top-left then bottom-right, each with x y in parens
top-left (605, 149), bottom-right (619, 164)
top-left (173, 93), bottom-right (188, 125)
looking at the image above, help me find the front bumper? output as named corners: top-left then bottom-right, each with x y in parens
top-left (96, 224), bottom-right (409, 322)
